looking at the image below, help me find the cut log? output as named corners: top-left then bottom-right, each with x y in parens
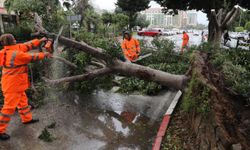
top-left (111, 60), bottom-right (188, 89)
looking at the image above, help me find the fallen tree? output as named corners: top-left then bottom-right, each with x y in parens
top-left (33, 14), bottom-right (188, 90)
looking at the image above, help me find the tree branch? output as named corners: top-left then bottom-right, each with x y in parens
top-left (216, 8), bottom-right (223, 25)
top-left (225, 7), bottom-right (240, 27)
top-left (90, 61), bottom-right (106, 68)
top-left (34, 13), bottom-right (47, 33)
top-left (221, 6), bottom-right (239, 27)
top-left (35, 30), bottom-right (109, 61)
top-left (43, 67), bottom-right (112, 85)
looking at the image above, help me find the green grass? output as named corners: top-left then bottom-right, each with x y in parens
top-left (38, 128), bottom-right (55, 142)
top-left (181, 73), bottom-right (211, 116)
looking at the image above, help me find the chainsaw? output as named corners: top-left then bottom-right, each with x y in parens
top-left (39, 39), bottom-right (54, 53)
top-left (39, 26), bottom-right (64, 53)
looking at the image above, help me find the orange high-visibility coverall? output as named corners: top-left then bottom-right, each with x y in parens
top-left (0, 39), bottom-right (45, 134)
top-left (182, 33), bottom-right (189, 48)
top-left (121, 38), bottom-right (140, 62)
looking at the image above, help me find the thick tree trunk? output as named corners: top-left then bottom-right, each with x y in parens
top-left (111, 60), bottom-right (188, 89)
top-left (208, 13), bottom-right (223, 48)
top-left (208, 20), bottom-right (223, 47)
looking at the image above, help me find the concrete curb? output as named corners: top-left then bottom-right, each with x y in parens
top-left (152, 90), bottom-right (182, 150)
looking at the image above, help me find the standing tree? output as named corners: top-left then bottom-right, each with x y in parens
top-left (116, 0), bottom-right (150, 29)
top-left (101, 12), bottom-right (129, 35)
top-left (135, 14), bottom-right (150, 30)
top-left (155, 0), bottom-right (250, 47)
top-left (67, 0), bottom-right (91, 28)
top-left (230, 11), bottom-right (250, 29)
top-left (102, 12), bottom-right (113, 26)
top-left (4, 0), bottom-right (65, 38)
top-left (62, 0), bottom-right (102, 32)
top-left (112, 13), bottom-right (129, 31)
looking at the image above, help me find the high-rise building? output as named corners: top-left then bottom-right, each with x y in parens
top-left (166, 15), bottom-right (173, 26)
top-left (141, 8), bottom-right (166, 28)
top-left (187, 11), bottom-right (198, 26)
top-left (141, 8), bottom-right (198, 28)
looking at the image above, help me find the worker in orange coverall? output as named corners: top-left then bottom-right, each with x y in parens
top-left (121, 31), bottom-right (141, 62)
top-left (0, 34), bottom-right (51, 141)
top-left (181, 31), bottom-right (189, 54)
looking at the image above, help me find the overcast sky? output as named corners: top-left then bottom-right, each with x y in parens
top-left (91, 0), bottom-right (208, 25)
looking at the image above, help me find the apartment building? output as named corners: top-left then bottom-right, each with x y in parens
top-left (141, 8), bottom-right (198, 28)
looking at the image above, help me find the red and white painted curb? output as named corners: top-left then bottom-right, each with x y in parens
top-left (152, 90), bottom-right (182, 150)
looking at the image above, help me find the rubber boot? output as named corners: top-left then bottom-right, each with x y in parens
top-left (23, 119), bottom-right (39, 125)
top-left (0, 133), bottom-right (10, 141)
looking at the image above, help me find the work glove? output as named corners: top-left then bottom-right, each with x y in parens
top-left (40, 37), bottom-right (48, 43)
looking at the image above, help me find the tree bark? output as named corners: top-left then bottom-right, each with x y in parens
top-left (208, 19), bottom-right (222, 47)
top-left (208, 11), bottom-right (223, 47)
top-left (111, 60), bottom-right (188, 89)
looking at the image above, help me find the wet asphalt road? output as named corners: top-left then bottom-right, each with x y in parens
top-left (0, 90), bottom-right (177, 150)
top-left (135, 33), bottom-right (242, 50)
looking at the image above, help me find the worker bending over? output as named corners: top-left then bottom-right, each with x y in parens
top-left (0, 34), bottom-right (51, 141)
top-left (181, 31), bottom-right (189, 54)
top-left (121, 31), bottom-right (141, 62)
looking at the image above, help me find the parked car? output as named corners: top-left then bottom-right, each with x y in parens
top-left (162, 30), bottom-right (175, 36)
top-left (230, 32), bottom-right (248, 40)
top-left (238, 32), bottom-right (248, 40)
top-left (193, 32), bottom-right (200, 36)
top-left (137, 29), bottom-right (162, 37)
top-left (229, 32), bottom-right (238, 39)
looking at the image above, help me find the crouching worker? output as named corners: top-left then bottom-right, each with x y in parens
top-left (0, 34), bottom-right (51, 141)
top-left (121, 31), bottom-right (141, 62)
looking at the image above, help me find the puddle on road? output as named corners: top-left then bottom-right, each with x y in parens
top-left (58, 90), bottom-right (177, 150)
